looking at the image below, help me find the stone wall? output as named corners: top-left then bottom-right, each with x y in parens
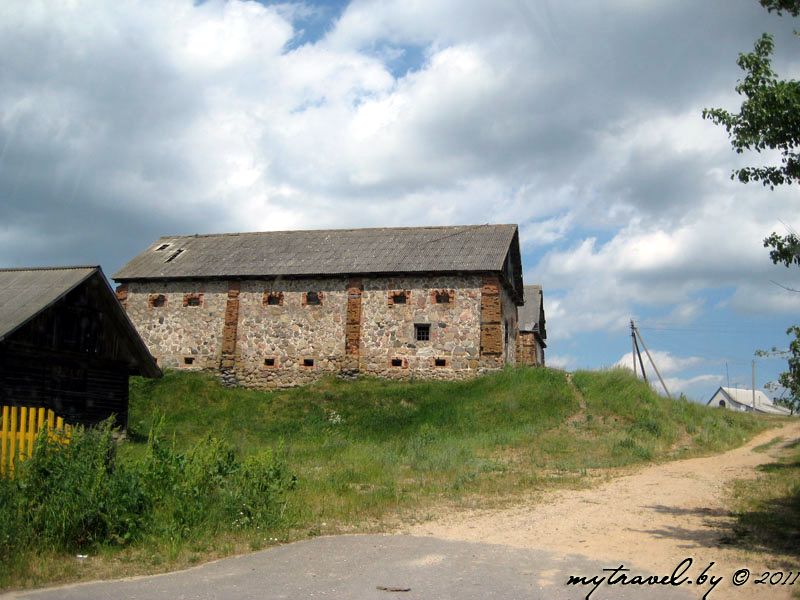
top-left (358, 274), bottom-right (483, 380)
top-left (121, 272), bottom-right (520, 389)
top-left (500, 280), bottom-right (518, 365)
top-left (233, 277), bottom-right (349, 387)
top-left (124, 280), bottom-right (228, 369)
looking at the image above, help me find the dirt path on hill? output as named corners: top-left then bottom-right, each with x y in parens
top-left (403, 421), bottom-right (800, 600)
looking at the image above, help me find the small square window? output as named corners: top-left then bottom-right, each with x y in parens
top-left (391, 358), bottom-right (403, 367)
top-left (305, 291), bottom-right (322, 306)
top-left (184, 357), bottom-right (195, 366)
top-left (264, 357), bottom-right (276, 367)
top-left (184, 293), bottom-right (203, 307)
top-left (264, 291), bottom-right (283, 306)
top-left (415, 324), bottom-right (430, 342)
top-left (303, 358), bottom-right (315, 367)
top-left (389, 291), bottom-right (408, 305)
top-left (149, 294), bottom-right (166, 308)
top-left (435, 291), bottom-right (451, 304)
top-left (434, 358), bottom-right (447, 367)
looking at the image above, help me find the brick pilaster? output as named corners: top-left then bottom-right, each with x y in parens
top-left (220, 281), bottom-right (240, 374)
top-left (345, 278), bottom-right (363, 368)
top-left (115, 284), bottom-right (128, 310)
top-left (480, 275), bottom-right (502, 358)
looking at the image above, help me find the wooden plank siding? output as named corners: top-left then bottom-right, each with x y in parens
top-left (0, 272), bottom-right (141, 428)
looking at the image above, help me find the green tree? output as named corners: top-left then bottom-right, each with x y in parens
top-left (705, 1), bottom-right (800, 413)
top-left (702, 2), bottom-right (800, 188)
top-left (758, 326), bottom-right (800, 415)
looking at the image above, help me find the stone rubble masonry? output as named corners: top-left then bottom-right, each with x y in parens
top-left (124, 279), bottom-right (228, 370)
top-left (122, 273), bottom-right (519, 389)
top-left (517, 331), bottom-right (539, 366)
top-left (500, 278), bottom-right (519, 366)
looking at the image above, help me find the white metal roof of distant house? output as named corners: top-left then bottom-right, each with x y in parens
top-left (707, 386), bottom-right (792, 416)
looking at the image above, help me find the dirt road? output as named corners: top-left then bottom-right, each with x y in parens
top-left (405, 420), bottom-right (800, 600)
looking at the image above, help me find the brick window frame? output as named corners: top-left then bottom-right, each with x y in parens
top-left (387, 290), bottom-right (411, 306)
top-left (263, 291), bottom-right (284, 306)
top-left (149, 294), bottom-right (167, 308)
top-left (431, 289), bottom-right (455, 305)
top-left (302, 291), bottom-right (323, 306)
top-left (183, 292), bottom-right (204, 307)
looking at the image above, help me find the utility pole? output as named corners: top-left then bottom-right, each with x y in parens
top-left (752, 360), bottom-right (756, 410)
top-left (633, 324), bottom-right (672, 399)
top-left (630, 320), bottom-right (647, 381)
top-left (725, 362), bottom-right (730, 388)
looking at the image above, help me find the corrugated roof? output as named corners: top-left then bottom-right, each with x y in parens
top-left (114, 224), bottom-right (519, 281)
top-left (720, 387), bottom-right (792, 415)
top-left (0, 266), bottom-right (98, 339)
top-left (0, 265), bottom-right (160, 377)
top-left (519, 284), bottom-right (544, 335)
top-left (708, 387), bottom-right (792, 416)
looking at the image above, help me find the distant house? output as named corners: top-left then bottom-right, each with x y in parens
top-left (517, 284), bottom-right (546, 367)
top-left (114, 225), bottom-right (526, 389)
top-left (707, 386), bottom-right (792, 416)
top-left (0, 266), bottom-right (161, 428)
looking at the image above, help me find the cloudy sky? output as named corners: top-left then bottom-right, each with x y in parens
top-left (1, 0), bottom-right (799, 401)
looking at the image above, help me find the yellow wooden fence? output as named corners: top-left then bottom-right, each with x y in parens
top-left (0, 406), bottom-right (72, 477)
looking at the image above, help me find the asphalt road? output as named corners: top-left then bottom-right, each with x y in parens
top-left (4, 535), bottom-right (700, 600)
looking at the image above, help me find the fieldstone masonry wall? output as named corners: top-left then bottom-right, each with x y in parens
top-left (121, 273), bottom-right (519, 389)
top-left (123, 280), bottom-right (228, 370)
top-left (517, 331), bottom-right (539, 366)
top-left (359, 274), bottom-right (485, 380)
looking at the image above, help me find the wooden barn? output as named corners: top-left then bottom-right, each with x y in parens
top-left (0, 266), bottom-right (160, 428)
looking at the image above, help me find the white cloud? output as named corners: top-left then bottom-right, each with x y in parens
top-left (0, 0), bottom-right (797, 391)
top-left (615, 350), bottom-right (704, 376)
top-left (546, 354), bottom-right (576, 371)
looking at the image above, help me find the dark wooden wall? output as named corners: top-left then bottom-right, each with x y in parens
top-left (0, 275), bottom-right (134, 428)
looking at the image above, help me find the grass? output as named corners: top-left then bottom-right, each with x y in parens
top-left (0, 366), bottom-right (775, 590)
top-left (722, 438), bottom-right (800, 567)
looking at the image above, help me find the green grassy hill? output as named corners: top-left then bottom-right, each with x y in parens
top-left (127, 367), bottom-right (768, 527)
top-left (1, 366), bottom-right (773, 590)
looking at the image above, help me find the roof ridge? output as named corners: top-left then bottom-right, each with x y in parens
top-left (0, 265), bottom-right (99, 273)
top-left (156, 223), bottom-right (515, 240)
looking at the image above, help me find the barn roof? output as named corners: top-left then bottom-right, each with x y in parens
top-left (0, 266), bottom-right (98, 340)
top-left (0, 266), bottom-right (160, 377)
top-left (519, 284), bottom-right (546, 340)
top-left (708, 386), bottom-right (792, 416)
top-left (114, 224), bottom-right (523, 297)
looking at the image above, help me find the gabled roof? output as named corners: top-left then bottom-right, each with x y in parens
top-left (0, 266), bottom-right (160, 378)
top-left (519, 284), bottom-right (546, 341)
top-left (0, 266), bottom-right (98, 340)
top-left (707, 386), bottom-right (791, 416)
top-left (114, 225), bottom-right (523, 296)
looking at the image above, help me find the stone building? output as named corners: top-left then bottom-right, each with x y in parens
top-left (517, 284), bottom-right (546, 367)
top-left (113, 224), bottom-right (524, 389)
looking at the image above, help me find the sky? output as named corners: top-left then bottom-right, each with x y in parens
top-left (1, 0), bottom-right (799, 402)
